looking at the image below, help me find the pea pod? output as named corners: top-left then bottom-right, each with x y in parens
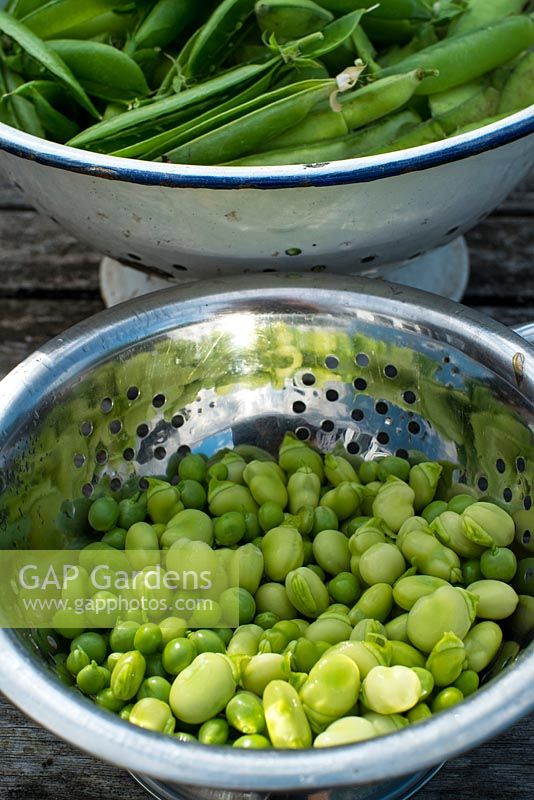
top-left (0, 11), bottom-right (99, 117)
top-left (6, 80), bottom-right (79, 142)
top-left (499, 52), bottom-right (534, 114)
top-left (264, 680), bottom-right (312, 748)
top-left (129, 0), bottom-right (200, 52)
top-left (320, 1), bottom-right (434, 21)
top-left (255, 0), bottom-right (334, 41)
top-left (379, 15), bottom-right (534, 94)
top-left (448, 0), bottom-right (526, 37)
top-left (265, 69), bottom-right (430, 152)
top-left (185, 0), bottom-right (257, 79)
top-left (21, 0), bottom-right (138, 40)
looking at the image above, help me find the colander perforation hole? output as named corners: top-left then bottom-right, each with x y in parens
top-left (503, 488), bottom-right (513, 503)
top-left (347, 441), bottom-right (359, 455)
top-left (95, 449), bottom-right (108, 465)
top-left (301, 372), bottom-right (316, 386)
top-left (171, 414), bottom-right (185, 429)
top-left (517, 457), bottom-right (526, 473)
top-left (408, 421), bottom-right (421, 435)
top-left (396, 448), bottom-right (409, 459)
top-left (295, 427), bottom-right (310, 440)
top-left (477, 476), bottom-right (489, 492)
top-left (524, 496), bottom-right (532, 511)
top-left (0, 474), bottom-right (5, 494)
top-left (321, 420), bottom-right (334, 432)
top-left (325, 356), bottom-right (339, 370)
top-left (522, 530), bottom-right (531, 546)
top-left (377, 432), bottom-right (390, 445)
top-left (292, 401), bottom-right (306, 414)
top-left (80, 421), bottom-right (93, 437)
top-left (326, 389), bottom-right (339, 402)
top-left (154, 446), bottom-right (167, 460)
top-left (82, 483), bottom-right (93, 498)
top-left (375, 401), bottom-right (388, 415)
top-left (403, 390), bottom-right (416, 405)
top-left (73, 454), bottom-right (85, 468)
top-left (100, 397), bottom-right (113, 414)
top-left (384, 365), bottom-right (397, 378)
top-left (139, 477), bottom-right (149, 490)
top-left (137, 423), bottom-right (149, 438)
top-left (110, 478), bottom-right (122, 492)
top-left (354, 378), bottom-right (367, 391)
top-left (177, 445), bottom-right (191, 458)
top-left (355, 353), bottom-right (369, 368)
top-left (496, 459), bottom-right (506, 474)
top-left (153, 394), bottom-right (166, 408)
top-left (123, 448), bottom-right (135, 462)
top-left (127, 386), bottom-right (139, 401)
top-left (109, 419), bottom-right (122, 435)
top-left (351, 409), bottom-right (364, 422)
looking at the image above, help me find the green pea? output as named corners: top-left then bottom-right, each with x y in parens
top-left (109, 621), bottom-right (141, 654)
top-left (129, 697), bottom-right (176, 734)
top-left (158, 617), bottom-right (188, 647)
top-left (258, 501), bottom-right (285, 533)
top-left (96, 688), bottom-right (126, 714)
top-left (462, 559), bottom-right (483, 585)
top-left (262, 526), bottom-right (304, 581)
top-left (101, 527), bottom-right (127, 549)
top-left (431, 687), bottom-right (464, 713)
top-left (314, 715), bottom-right (376, 747)
top-left (349, 583), bottom-right (394, 625)
top-left (351, 619), bottom-right (386, 642)
top-left (255, 611), bottom-right (281, 630)
top-left (390, 640), bottom-right (426, 669)
top-left (178, 479), bottom-right (207, 510)
top-left (137, 676), bottom-right (172, 703)
top-left (214, 511), bottom-right (246, 546)
top-left (233, 734), bottom-right (271, 748)
top-left (263, 680), bottom-right (312, 748)
top-left (453, 670), bottom-right (479, 697)
top-left (77, 661), bottom-right (109, 695)
top-left (189, 629), bottom-right (227, 654)
top-left (406, 703), bottom-right (432, 724)
top-left (448, 494), bottom-right (477, 514)
top-left (467, 580), bottom-right (519, 620)
top-left (134, 623), bottom-right (163, 655)
top-left (170, 653), bottom-right (236, 724)
top-left (312, 506), bottom-right (339, 537)
top-left (421, 500), bottom-right (448, 524)
top-left (178, 453), bottom-right (207, 483)
top-left (198, 717), bottom-right (230, 745)
top-left (88, 496), bottom-right (120, 532)
top-left (285, 566), bottom-right (330, 618)
top-left (226, 691), bottom-right (266, 734)
top-left (407, 586), bottom-right (477, 653)
top-left (384, 613), bottom-right (409, 644)
top-left (242, 653), bottom-right (287, 696)
top-left (66, 647), bottom-right (90, 676)
top-left (70, 632), bottom-right (107, 664)
top-left (118, 493), bottom-right (148, 530)
top-left (376, 456), bottom-right (410, 482)
top-left (480, 547), bottom-right (517, 582)
top-left (145, 652), bottom-right (167, 678)
top-left (393, 575), bottom-right (449, 611)
top-left (110, 650), bottom-right (146, 700)
top-left (312, 529), bottom-right (351, 575)
top-left (361, 665), bottom-right (421, 714)
top-left (359, 543), bottom-right (406, 586)
top-left (327, 572), bottom-right (360, 605)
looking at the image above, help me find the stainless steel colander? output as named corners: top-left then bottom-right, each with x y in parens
top-left (0, 275), bottom-right (532, 799)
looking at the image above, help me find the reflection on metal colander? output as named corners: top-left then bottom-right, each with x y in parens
top-left (0, 275), bottom-right (532, 797)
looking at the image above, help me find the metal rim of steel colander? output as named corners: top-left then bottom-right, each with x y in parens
top-left (0, 274), bottom-right (532, 791)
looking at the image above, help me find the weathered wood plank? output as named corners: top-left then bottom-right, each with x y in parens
top-left (0, 695), bottom-right (532, 800)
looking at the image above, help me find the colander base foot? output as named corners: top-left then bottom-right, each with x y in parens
top-left (99, 238), bottom-right (469, 307)
top-left (129, 765), bottom-right (444, 800)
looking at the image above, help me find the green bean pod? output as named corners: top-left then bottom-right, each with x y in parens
top-left (22, 0), bottom-right (138, 40)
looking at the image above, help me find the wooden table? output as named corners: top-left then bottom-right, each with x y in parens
top-left (0, 172), bottom-right (532, 800)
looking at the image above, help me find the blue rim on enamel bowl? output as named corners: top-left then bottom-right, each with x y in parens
top-left (0, 104), bottom-right (532, 190)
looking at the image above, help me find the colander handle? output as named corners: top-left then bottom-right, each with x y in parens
top-left (513, 323), bottom-right (534, 345)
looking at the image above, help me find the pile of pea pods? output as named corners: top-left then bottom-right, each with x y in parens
top-left (53, 432), bottom-right (534, 749)
top-left (0, 2), bottom-right (532, 165)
